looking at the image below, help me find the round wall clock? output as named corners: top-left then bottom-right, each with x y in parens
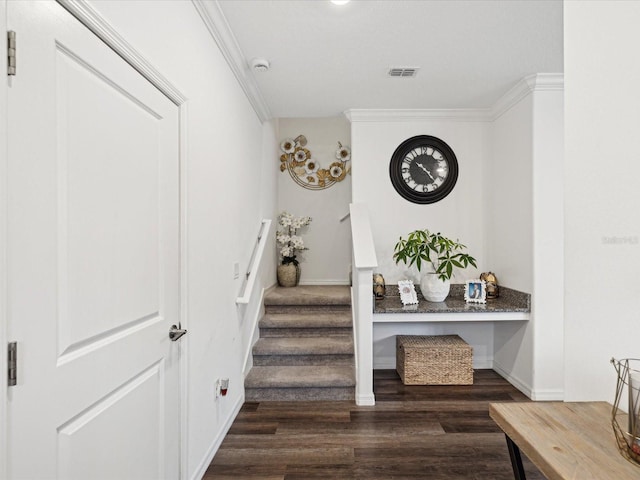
top-left (389, 135), bottom-right (459, 204)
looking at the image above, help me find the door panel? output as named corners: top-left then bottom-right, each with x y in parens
top-left (56, 362), bottom-right (164, 480)
top-left (7, 2), bottom-right (181, 478)
top-left (56, 43), bottom-right (161, 356)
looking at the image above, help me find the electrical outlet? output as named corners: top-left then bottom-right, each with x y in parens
top-left (220, 378), bottom-right (229, 396)
top-left (214, 378), bottom-right (229, 399)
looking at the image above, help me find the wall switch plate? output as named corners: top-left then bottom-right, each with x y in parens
top-left (233, 262), bottom-right (239, 279)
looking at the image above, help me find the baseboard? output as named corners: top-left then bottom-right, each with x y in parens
top-left (189, 393), bottom-right (244, 480)
top-left (299, 279), bottom-right (350, 286)
top-left (372, 357), bottom-right (394, 369)
top-left (493, 362), bottom-right (533, 399)
top-left (529, 388), bottom-right (564, 401)
top-left (356, 393), bottom-right (376, 406)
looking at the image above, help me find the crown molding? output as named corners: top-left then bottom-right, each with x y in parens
top-left (490, 73), bottom-right (564, 121)
top-left (344, 108), bottom-right (492, 123)
top-left (345, 73), bottom-right (564, 124)
top-left (192, 0), bottom-right (272, 122)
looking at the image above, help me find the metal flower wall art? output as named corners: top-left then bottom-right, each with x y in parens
top-left (279, 135), bottom-right (351, 190)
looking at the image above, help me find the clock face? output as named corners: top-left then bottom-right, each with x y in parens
top-left (389, 135), bottom-right (458, 204)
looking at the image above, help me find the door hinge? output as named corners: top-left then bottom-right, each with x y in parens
top-left (8, 342), bottom-right (17, 387)
top-left (7, 30), bottom-right (16, 76)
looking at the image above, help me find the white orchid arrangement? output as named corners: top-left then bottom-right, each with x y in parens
top-left (276, 211), bottom-right (312, 266)
top-left (279, 135), bottom-right (351, 190)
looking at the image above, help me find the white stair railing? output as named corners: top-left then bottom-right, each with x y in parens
top-left (236, 219), bottom-right (271, 305)
top-left (349, 203), bottom-right (377, 406)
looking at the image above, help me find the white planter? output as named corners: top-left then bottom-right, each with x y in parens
top-left (420, 273), bottom-right (451, 302)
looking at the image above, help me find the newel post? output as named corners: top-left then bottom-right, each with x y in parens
top-left (354, 266), bottom-right (375, 405)
top-left (349, 203), bottom-right (377, 406)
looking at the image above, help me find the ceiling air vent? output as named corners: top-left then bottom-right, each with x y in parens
top-left (388, 67), bottom-right (419, 78)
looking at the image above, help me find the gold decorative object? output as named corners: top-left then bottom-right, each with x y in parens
top-left (480, 271), bottom-right (499, 299)
top-left (279, 135), bottom-right (351, 190)
top-left (611, 358), bottom-right (640, 466)
top-left (373, 273), bottom-right (386, 299)
top-left (277, 263), bottom-right (300, 287)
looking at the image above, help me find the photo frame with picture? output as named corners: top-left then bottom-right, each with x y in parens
top-left (398, 280), bottom-right (418, 306)
top-left (464, 279), bottom-right (486, 304)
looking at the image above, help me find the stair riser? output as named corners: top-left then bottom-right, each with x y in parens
top-left (253, 348), bottom-right (353, 356)
top-left (264, 305), bottom-right (351, 315)
top-left (259, 327), bottom-right (352, 337)
top-left (252, 337), bottom-right (354, 357)
top-left (253, 354), bottom-right (354, 367)
top-left (261, 316), bottom-right (352, 329)
top-left (245, 387), bottom-right (355, 402)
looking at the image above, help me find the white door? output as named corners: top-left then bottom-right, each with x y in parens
top-left (6, 2), bottom-right (182, 478)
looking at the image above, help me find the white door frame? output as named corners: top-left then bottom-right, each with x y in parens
top-left (1, 1), bottom-right (190, 477)
top-left (1, 0), bottom-right (9, 477)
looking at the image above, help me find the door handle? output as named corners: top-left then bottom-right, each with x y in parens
top-left (169, 324), bottom-right (187, 342)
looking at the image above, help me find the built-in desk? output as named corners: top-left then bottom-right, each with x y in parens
top-left (373, 284), bottom-right (530, 322)
top-left (371, 284), bottom-right (530, 370)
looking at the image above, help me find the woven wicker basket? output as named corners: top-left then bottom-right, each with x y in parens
top-left (396, 335), bottom-right (473, 385)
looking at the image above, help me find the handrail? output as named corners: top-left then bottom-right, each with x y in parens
top-left (236, 219), bottom-right (272, 304)
top-left (349, 203), bottom-right (377, 406)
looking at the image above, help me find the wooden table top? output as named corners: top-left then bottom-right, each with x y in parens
top-left (489, 401), bottom-right (640, 480)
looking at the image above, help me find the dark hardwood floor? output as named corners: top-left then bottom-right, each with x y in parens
top-left (205, 369), bottom-right (545, 479)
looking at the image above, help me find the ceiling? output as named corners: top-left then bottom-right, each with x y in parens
top-left (214, 0), bottom-right (563, 118)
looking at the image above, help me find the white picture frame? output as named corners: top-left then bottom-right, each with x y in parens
top-left (398, 280), bottom-right (418, 305)
top-left (464, 279), bottom-right (486, 304)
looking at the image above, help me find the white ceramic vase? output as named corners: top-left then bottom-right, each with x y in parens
top-left (420, 273), bottom-right (451, 302)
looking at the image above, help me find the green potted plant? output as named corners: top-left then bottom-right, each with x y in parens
top-left (393, 229), bottom-right (477, 302)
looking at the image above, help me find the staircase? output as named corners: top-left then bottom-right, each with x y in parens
top-left (245, 285), bottom-right (355, 401)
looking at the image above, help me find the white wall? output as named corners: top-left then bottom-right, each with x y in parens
top-left (239, 120), bottom-right (280, 377)
top-left (349, 115), bottom-right (489, 283)
top-left (564, 1), bottom-right (640, 401)
top-left (277, 117), bottom-right (352, 284)
top-left (260, 121), bottom-right (280, 282)
top-left (486, 97), bottom-right (534, 293)
top-left (85, 2), bottom-right (277, 478)
top-left (488, 79), bottom-right (565, 400)
top-left (489, 93), bottom-right (535, 394)
top-left (531, 88), bottom-right (564, 400)
top-left (348, 113), bottom-right (494, 368)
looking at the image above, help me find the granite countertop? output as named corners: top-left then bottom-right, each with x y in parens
top-left (373, 284), bottom-right (530, 314)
